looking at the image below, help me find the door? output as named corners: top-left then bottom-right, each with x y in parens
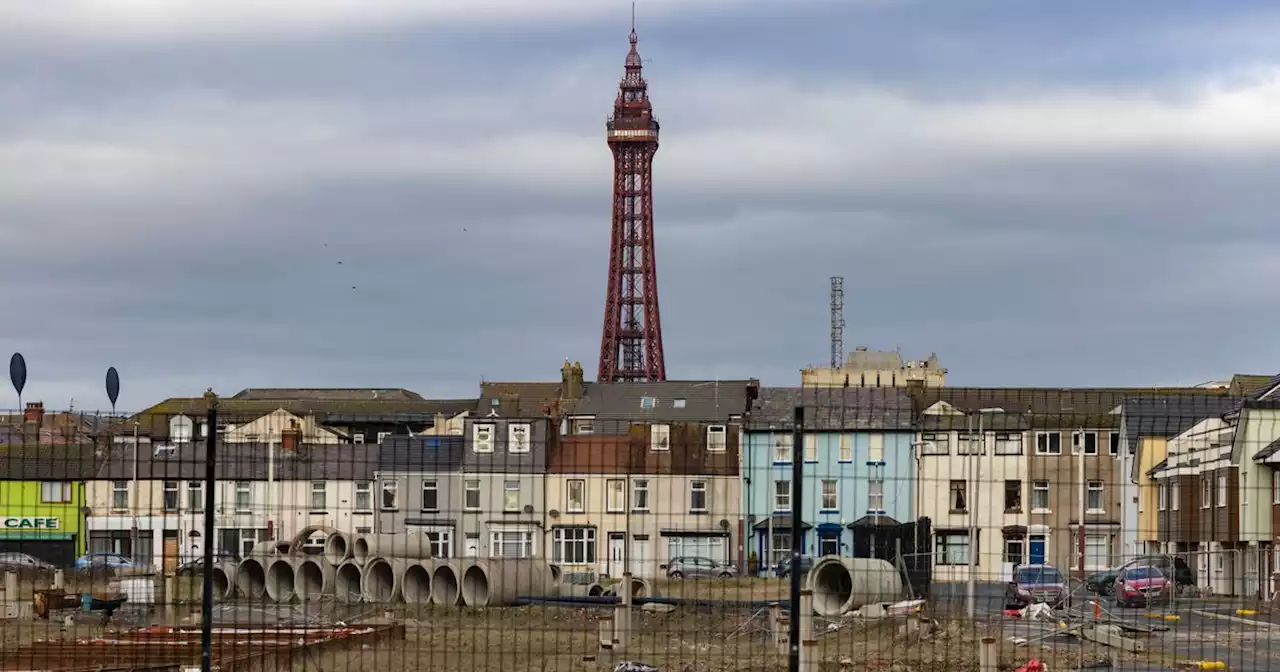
top-left (630, 538), bottom-right (651, 578)
top-left (608, 534), bottom-right (626, 577)
top-left (162, 537), bottom-right (179, 574)
top-left (1029, 535), bottom-right (1047, 565)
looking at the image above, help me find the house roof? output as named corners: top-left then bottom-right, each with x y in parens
top-left (570, 380), bottom-right (756, 423)
top-left (0, 410), bottom-right (106, 446)
top-left (94, 442), bottom-right (379, 481)
top-left (1254, 437), bottom-right (1280, 461)
top-left (375, 435), bottom-right (465, 472)
top-left (133, 394), bottom-right (477, 431)
top-left (911, 387), bottom-right (1226, 431)
top-left (746, 387), bottom-right (914, 431)
top-left (230, 388), bottom-right (426, 402)
top-left (477, 382), bottom-right (566, 418)
top-left (0, 443), bottom-right (102, 480)
top-left (1229, 374), bottom-right (1274, 396)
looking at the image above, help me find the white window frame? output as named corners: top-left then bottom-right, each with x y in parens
top-left (803, 434), bottom-right (818, 462)
top-left (162, 480), bottom-right (179, 512)
top-left (1273, 471), bottom-right (1280, 505)
top-left (838, 434), bottom-right (853, 462)
top-left (376, 431), bottom-right (391, 444)
top-left (40, 482), bottom-right (71, 504)
top-left (868, 433), bottom-right (885, 462)
top-left (994, 433), bottom-right (1023, 455)
top-left (868, 479), bottom-right (885, 513)
top-left (689, 480), bottom-right (708, 512)
top-left (354, 481), bottom-right (371, 511)
top-left (489, 528), bottom-right (535, 559)
top-left (1074, 431), bottom-right (1098, 456)
top-left (773, 433), bottom-right (793, 463)
top-left (572, 417), bottom-right (594, 435)
top-left (640, 396), bottom-right (656, 409)
top-left (112, 480), bottom-right (129, 510)
top-left (1109, 432), bottom-right (1120, 456)
top-left (1171, 482), bottom-right (1180, 510)
top-left (421, 480), bottom-right (439, 512)
top-left (465, 479), bottom-right (482, 511)
top-left (774, 480), bottom-right (791, 512)
top-left (1157, 483), bottom-right (1167, 510)
top-left (413, 526), bottom-right (453, 559)
top-left (935, 531), bottom-right (971, 566)
top-left (503, 480), bottom-right (521, 512)
top-left (1032, 480), bottom-right (1050, 512)
top-left (606, 479), bottom-right (626, 513)
top-left (552, 527), bottom-right (597, 565)
top-left (380, 481), bottom-right (398, 510)
top-left (566, 479), bottom-right (586, 513)
top-left (650, 424), bottom-right (671, 451)
top-left (919, 433), bottom-right (949, 455)
top-left (1217, 474), bottom-right (1227, 507)
top-left (956, 433), bottom-right (983, 456)
top-left (235, 481), bottom-right (252, 513)
top-left (632, 479), bottom-right (650, 511)
top-left (1036, 432), bottom-right (1062, 455)
top-left (508, 423), bottom-right (531, 453)
top-left (820, 479), bottom-right (837, 511)
top-left (707, 425), bottom-right (727, 452)
top-left (188, 481), bottom-right (204, 512)
top-left (472, 423), bottom-right (495, 453)
top-left (310, 481), bottom-right (327, 511)
top-left (1201, 477), bottom-right (1211, 509)
top-left (1086, 480), bottom-right (1104, 513)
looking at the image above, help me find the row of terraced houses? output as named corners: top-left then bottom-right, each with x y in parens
top-left (3, 356), bottom-right (1280, 596)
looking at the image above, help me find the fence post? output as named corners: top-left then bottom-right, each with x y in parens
top-left (788, 405), bottom-right (804, 672)
top-left (200, 390), bottom-right (219, 672)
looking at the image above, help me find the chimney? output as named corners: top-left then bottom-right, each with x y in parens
top-left (23, 402), bottom-right (44, 425)
top-left (565, 361), bottom-right (585, 400)
top-left (281, 418), bottom-right (302, 453)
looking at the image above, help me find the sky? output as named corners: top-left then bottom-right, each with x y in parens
top-left (3, 0), bottom-right (1280, 411)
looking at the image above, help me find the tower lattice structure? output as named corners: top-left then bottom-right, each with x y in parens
top-left (597, 23), bottom-right (666, 383)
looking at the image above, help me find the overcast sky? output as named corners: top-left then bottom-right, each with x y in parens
top-left (2, 0), bottom-right (1279, 411)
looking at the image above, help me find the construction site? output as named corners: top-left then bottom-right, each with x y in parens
top-left (1, 526), bottom-right (1257, 671)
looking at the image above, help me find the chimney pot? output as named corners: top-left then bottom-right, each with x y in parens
top-left (281, 427), bottom-right (301, 453)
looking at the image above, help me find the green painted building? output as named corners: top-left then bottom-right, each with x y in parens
top-left (0, 444), bottom-right (98, 565)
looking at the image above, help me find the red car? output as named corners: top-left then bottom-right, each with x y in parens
top-left (1113, 565), bottom-right (1171, 608)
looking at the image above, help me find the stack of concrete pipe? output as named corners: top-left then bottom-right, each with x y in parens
top-left (805, 555), bottom-right (905, 617)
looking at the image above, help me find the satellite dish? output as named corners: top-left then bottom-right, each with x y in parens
top-left (9, 353), bottom-right (26, 398)
top-left (106, 367), bottom-right (121, 409)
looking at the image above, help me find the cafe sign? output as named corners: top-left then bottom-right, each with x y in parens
top-left (2, 517), bottom-right (60, 530)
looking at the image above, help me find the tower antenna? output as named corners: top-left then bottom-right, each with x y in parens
top-left (830, 277), bottom-right (844, 369)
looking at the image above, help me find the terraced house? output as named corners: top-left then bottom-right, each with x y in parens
top-left (743, 387), bottom-right (915, 575)
top-left (374, 435), bottom-right (466, 556)
top-left (546, 379), bottom-right (753, 579)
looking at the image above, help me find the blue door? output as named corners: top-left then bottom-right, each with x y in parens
top-left (1029, 536), bottom-right (1046, 565)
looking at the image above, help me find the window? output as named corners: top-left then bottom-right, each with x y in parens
top-left (503, 480), bottom-right (521, 511)
top-left (1217, 475), bottom-right (1227, 507)
top-left (472, 424), bottom-right (494, 452)
top-left (40, 482), bottom-right (71, 504)
top-left (774, 480), bottom-right (791, 511)
top-left (416, 528), bottom-right (452, 558)
top-left (1036, 432), bottom-right (1062, 455)
top-left (673, 398), bottom-right (687, 408)
top-left (957, 433), bottom-right (982, 455)
top-left (465, 480), bottom-right (481, 511)
top-left (1004, 480), bottom-right (1022, 512)
top-left (640, 396), bottom-right (656, 409)
top-left (1003, 537), bottom-right (1024, 564)
top-left (464, 533), bottom-right (480, 557)
top-left (381, 481), bottom-right (398, 510)
top-left (553, 527), bottom-right (596, 564)
top-left (352, 433), bottom-right (365, 444)
top-left (310, 482), bottom-right (326, 511)
top-left (1086, 481), bottom-right (1104, 513)
top-left (376, 431), bottom-right (391, 444)
top-left (188, 481), bottom-right (204, 512)
top-left (112, 481), bottom-right (129, 510)
top-left (632, 479), bottom-right (650, 511)
top-left (707, 425), bottom-right (727, 452)
top-left (1075, 534), bottom-right (1110, 570)
top-left (1074, 431), bottom-right (1098, 455)
top-left (1171, 483), bottom-right (1180, 510)
top-left (1201, 477), bottom-right (1211, 508)
top-left (162, 481), bottom-right (178, 512)
top-left (820, 479), bottom-right (838, 510)
top-left (920, 433), bottom-right (950, 455)
top-left (566, 479), bottom-right (585, 513)
top-left (354, 482), bottom-right (371, 511)
top-left (935, 532), bottom-right (971, 566)
top-left (839, 434), bottom-right (853, 462)
top-left (606, 479), bottom-right (625, 512)
top-left (868, 433), bottom-right (884, 462)
top-left (803, 434), bottom-right (818, 462)
top-left (1032, 481), bottom-right (1050, 511)
top-left (868, 479), bottom-right (884, 512)
top-left (490, 530), bottom-right (534, 558)
top-left (1274, 471), bottom-right (1280, 505)
top-left (770, 531), bottom-right (790, 567)
top-left (773, 434), bottom-right (793, 462)
top-left (572, 417), bottom-right (594, 435)
top-left (650, 424), bottom-right (670, 451)
top-left (235, 481), bottom-right (251, 512)
top-left (508, 423), bottom-right (531, 453)
top-left (949, 480), bottom-right (967, 512)
top-left (1109, 432), bottom-right (1120, 456)
top-left (689, 480), bottom-right (708, 512)
top-left (1244, 473), bottom-right (1249, 506)
top-left (1158, 483), bottom-right (1167, 510)
top-left (994, 433), bottom-right (1023, 455)
top-left (421, 480), bottom-right (439, 512)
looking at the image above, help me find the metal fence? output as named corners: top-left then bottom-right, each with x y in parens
top-left (0, 386), bottom-right (1278, 671)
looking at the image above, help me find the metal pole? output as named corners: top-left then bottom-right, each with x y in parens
top-left (1077, 434), bottom-right (1086, 583)
top-left (966, 412), bottom-right (975, 619)
top-left (201, 391), bottom-right (219, 672)
top-left (788, 405), bottom-right (804, 672)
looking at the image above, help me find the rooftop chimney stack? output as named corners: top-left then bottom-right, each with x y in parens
top-left (281, 418), bottom-right (302, 454)
top-left (23, 402), bottom-right (44, 425)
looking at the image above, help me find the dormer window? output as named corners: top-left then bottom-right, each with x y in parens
top-left (640, 396), bottom-right (656, 409)
top-left (490, 398), bottom-right (501, 407)
top-left (673, 399), bottom-right (687, 409)
top-left (153, 445), bottom-right (176, 458)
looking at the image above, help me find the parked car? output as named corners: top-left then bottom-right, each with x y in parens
top-left (0, 552), bottom-right (55, 573)
top-left (775, 555), bottom-right (815, 578)
top-left (1006, 563), bottom-right (1070, 609)
top-left (74, 552), bottom-right (149, 573)
top-left (174, 551), bottom-right (238, 577)
top-left (1087, 554), bottom-right (1193, 595)
top-left (1114, 565), bottom-right (1172, 608)
top-left (666, 556), bottom-right (738, 579)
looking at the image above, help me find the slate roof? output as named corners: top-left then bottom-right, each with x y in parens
top-left (570, 380), bottom-right (756, 423)
top-left (231, 388), bottom-right (425, 402)
top-left (134, 393), bottom-right (477, 430)
top-left (1254, 437), bottom-right (1280, 461)
top-left (746, 387), bottom-right (914, 431)
top-left (0, 444), bottom-right (102, 480)
top-left (94, 442), bottom-right (378, 481)
top-left (1230, 374), bottom-right (1274, 397)
top-left (911, 387), bottom-right (1226, 431)
top-left (477, 382), bottom-right (566, 418)
top-left (375, 435), bottom-right (465, 473)
top-left (1121, 395), bottom-right (1240, 451)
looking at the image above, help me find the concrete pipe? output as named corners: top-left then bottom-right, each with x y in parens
top-left (324, 532), bottom-right (352, 566)
top-left (558, 582), bottom-right (605, 598)
top-left (808, 556), bottom-right (903, 617)
top-left (549, 564), bottom-right (563, 584)
top-left (352, 534), bottom-right (436, 564)
top-left (248, 541), bottom-right (286, 558)
top-left (234, 558), bottom-right (267, 600)
top-left (265, 558), bottom-right (297, 604)
top-left (401, 561), bottom-right (435, 605)
top-left (210, 563), bottom-right (235, 601)
top-left (286, 525), bottom-right (341, 558)
top-left (626, 576), bottom-right (656, 599)
top-left (587, 583), bottom-right (606, 597)
top-left (462, 559), bottom-right (550, 608)
top-left (295, 558), bottom-right (335, 601)
top-left (333, 561), bottom-right (364, 604)
top-left (430, 561), bottom-right (463, 606)
top-left (362, 557), bottom-right (406, 604)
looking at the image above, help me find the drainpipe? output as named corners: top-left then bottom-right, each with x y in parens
top-left (268, 441), bottom-right (277, 539)
top-left (131, 421), bottom-right (139, 563)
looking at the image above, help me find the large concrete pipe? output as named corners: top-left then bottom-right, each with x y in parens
top-left (558, 582), bottom-right (606, 598)
top-left (334, 561), bottom-right (364, 604)
top-left (626, 576), bottom-right (656, 599)
top-left (234, 558), bottom-right (267, 600)
top-left (264, 558), bottom-right (297, 603)
top-left (210, 563), bottom-right (236, 602)
top-left (248, 541), bottom-right (288, 558)
top-left (324, 532), bottom-right (352, 566)
top-left (352, 534), bottom-right (435, 564)
top-left (287, 525), bottom-right (341, 558)
top-left (362, 557), bottom-right (406, 604)
top-left (295, 558), bottom-right (335, 601)
top-left (461, 559), bottom-right (552, 608)
top-left (401, 561), bottom-right (435, 605)
top-left (549, 564), bottom-right (563, 584)
top-left (430, 561), bottom-right (463, 606)
top-left (808, 556), bottom-right (903, 617)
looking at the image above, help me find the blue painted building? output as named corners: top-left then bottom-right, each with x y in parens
top-left (742, 387), bottom-right (916, 574)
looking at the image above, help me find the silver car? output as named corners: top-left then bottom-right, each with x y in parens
top-left (666, 556), bottom-right (738, 579)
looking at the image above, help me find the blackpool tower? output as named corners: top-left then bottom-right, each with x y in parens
top-left (596, 21), bottom-right (666, 383)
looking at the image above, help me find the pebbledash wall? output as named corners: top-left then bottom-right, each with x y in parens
top-left (0, 481), bottom-right (88, 564)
